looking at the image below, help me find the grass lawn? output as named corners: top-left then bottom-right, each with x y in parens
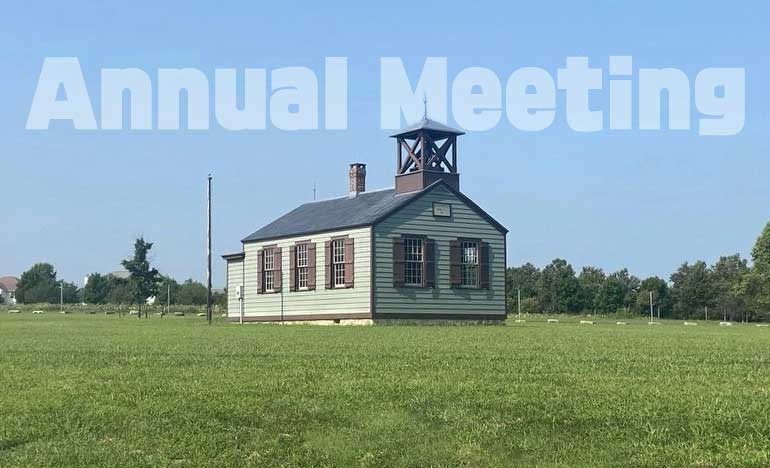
top-left (1, 314), bottom-right (769, 468)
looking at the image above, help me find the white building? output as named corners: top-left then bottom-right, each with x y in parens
top-left (0, 276), bottom-right (19, 305)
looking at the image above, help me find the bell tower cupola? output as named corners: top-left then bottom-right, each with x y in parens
top-left (391, 115), bottom-right (464, 194)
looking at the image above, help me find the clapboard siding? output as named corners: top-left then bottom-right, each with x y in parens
top-left (373, 185), bottom-right (506, 316)
top-left (238, 226), bottom-right (372, 319)
top-left (226, 258), bottom-right (244, 316)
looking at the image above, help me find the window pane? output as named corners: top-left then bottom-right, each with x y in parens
top-left (298, 267), bottom-right (308, 288)
top-left (332, 240), bottom-right (346, 286)
top-left (263, 248), bottom-right (274, 291)
top-left (460, 241), bottom-right (478, 287)
top-left (297, 244), bottom-right (308, 267)
top-left (334, 263), bottom-right (345, 286)
top-left (404, 238), bottom-right (423, 286)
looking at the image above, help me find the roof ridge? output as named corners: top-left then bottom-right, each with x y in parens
top-left (302, 186), bottom-right (395, 204)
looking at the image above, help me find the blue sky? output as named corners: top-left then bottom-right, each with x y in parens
top-left (2, 1), bottom-right (769, 286)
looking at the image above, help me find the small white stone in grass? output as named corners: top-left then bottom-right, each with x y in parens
top-left (174, 312), bottom-right (185, 316)
top-left (197, 312), bottom-right (206, 317)
top-left (8, 310), bottom-right (21, 314)
top-left (32, 310), bottom-right (44, 314)
top-left (648, 321), bottom-right (661, 325)
top-left (684, 322), bottom-right (698, 326)
top-left (756, 324), bottom-right (769, 327)
top-left (579, 320), bottom-right (594, 325)
top-left (616, 321), bottom-right (627, 325)
top-left (129, 310), bottom-right (139, 315)
top-left (514, 319), bottom-right (526, 323)
top-left (547, 318), bottom-right (559, 323)
top-left (719, 321), bottom-right (733, 327)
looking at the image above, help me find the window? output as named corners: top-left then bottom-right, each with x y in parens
top-left (332, 239), bottom-right (345, 287)
top-left (404, 237), bottom-right (424, 286)
top-left (461, 241), bottom-right (479, 287)
top-left (263, 248), bottom-right (274, 291)
top-left (296, 243), bottom-right (308, 289)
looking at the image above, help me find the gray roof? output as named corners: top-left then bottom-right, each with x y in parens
top-left (243, 188), bottom-right (422, 243)
top-left (390, 117), bottom-right (465, 138)
top-left (241, 181), bottom-right (507, 244)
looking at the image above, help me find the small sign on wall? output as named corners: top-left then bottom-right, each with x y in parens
top-left (432, 202), bottom-right (451, 217)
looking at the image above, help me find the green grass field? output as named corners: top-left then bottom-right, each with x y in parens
top-left (1, 314), bottom-right (769, 468)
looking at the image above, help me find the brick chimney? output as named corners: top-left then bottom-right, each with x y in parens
top-left (349, 163), bottom-right (366, 197)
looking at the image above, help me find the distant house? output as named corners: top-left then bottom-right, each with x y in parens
top-left (0, 276), bottom-right (19, 305)
top-left (223, 119), bottom-right (507, 323)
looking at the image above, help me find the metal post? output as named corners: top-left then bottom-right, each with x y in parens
top-left (166, 283), bottom-right (170, 317)
top-left (206, 174), bottom-right (213, 325)
top-left (649, 291), bottom-right (653, 322)
top-left (239, 293), bottom-right (244, 325)
top-left (517, 288), bottom-right (521, 316)
top-left (60, 282), bottom-right (63, 313)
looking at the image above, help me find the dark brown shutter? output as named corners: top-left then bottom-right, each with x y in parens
top-left (425, 238), bottom-right (436, 288)
top-left (479, 242), bottom-right (490, 289)
top-left (256, 250), bottom-right (264, 294)
top-left (273, 248), bottom-right (282, 292)
top-left (392, 238), bottom-right (405, 287)
top-left (449, 240), bottom-right (461, 287)
top-left (289, 246), bottom-right (297, 292)
top-left (324, 240), bottom-right (332, 289)
top-left (307, 243), bottom-right (316, 290)
top-left (344, 238), bottom-right (355, 288)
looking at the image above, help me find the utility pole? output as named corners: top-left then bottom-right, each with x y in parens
top-left (165, 283), bottom-right (170, 317)
top-left (60, 282), bottom-right (64, 314)
top-left (705, 305), bottom-right (708, 321)
top-left (517, 288), bottom-right (521, 316)
top-left (206, 173), bottom-right (213, 325)
top-left (649, 291), bottom-right (654, 322)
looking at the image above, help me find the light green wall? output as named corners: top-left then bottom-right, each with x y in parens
top-left (235, 226), bottom-right (372, 319)
top-left (373, 185), bottom-right (506, 316)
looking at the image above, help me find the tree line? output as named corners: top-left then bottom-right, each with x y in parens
top-left (13, 238), bottom-right (224, 311)
top-left (506, 222), bottom-right (770, 322)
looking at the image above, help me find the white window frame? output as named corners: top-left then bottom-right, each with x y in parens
top-left (332, 239), bottom-right (345, 287)
top-left (296, 243), bottom-right (309, 289)
top-left (404, 237), bottom-right (424, 287)
top-left (460, 241), bottom-right (479, 288)
top-left (263, 248), bottom-right (275, 292)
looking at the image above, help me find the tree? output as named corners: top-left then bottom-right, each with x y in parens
top-left (16, 263), bottom-right (60, 304)
top-left (104, 276), bottom-right (135, 305)
top-left (595, 275), bottom-right (625, 314)
top-left (670, 261), bottom-right (715, 319)
top-left (176, 279), bottom-right (208, 305)
top-left (212, 290), bottom-right (227, 309)
top-left (61, 282), bottom-right (79, 304)
top-left (747, 222), bottom-right (770, 318)
top-left (609, 269), bottom-right (641, 313)
top-left (711, 254), bottom-right (749, 321)
top-left (154, 276), bottom-right (180, 307)
top-left (536, 259), bottom-right (581, 314)
top-left (578, 266), bottom-right (605, 313)
top-left (636, 277), bottom-right (671, 318)
top-left (506, 263), bottom-right (540, 313)
top-left (121, 238), bottom-right (161, 318)
top-left (82, 273), bottom-right (110, 304)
